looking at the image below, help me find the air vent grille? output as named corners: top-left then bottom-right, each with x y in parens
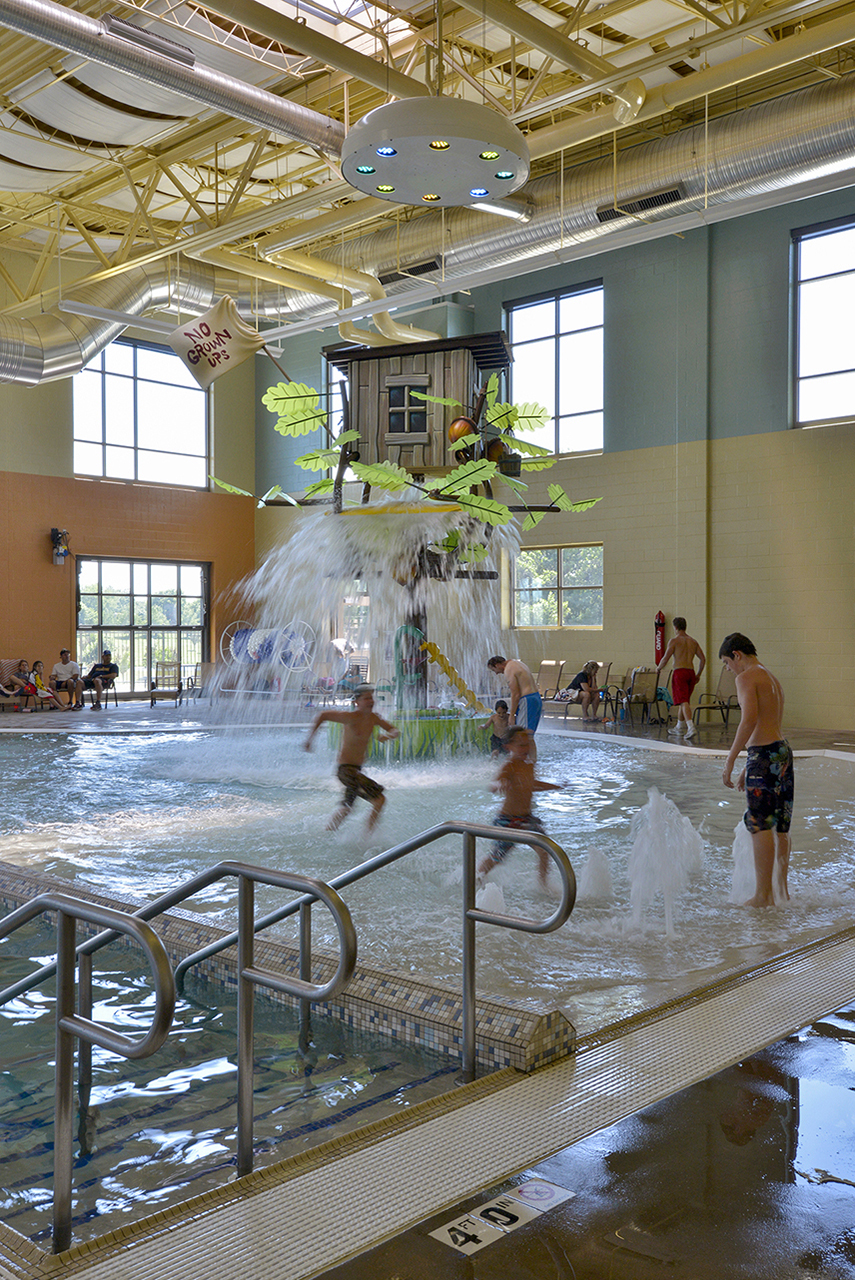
top-left (596, 185), bottom-right (686, 223)
top-left (379, 258), bottom-right (441, 285)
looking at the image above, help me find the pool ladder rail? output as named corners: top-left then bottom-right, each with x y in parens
top-left (0, 827), bottom-right (576, 1254)
top-left (0, 865), bottom-right (357, 1254)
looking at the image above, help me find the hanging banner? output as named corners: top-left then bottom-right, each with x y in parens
top-left (167, 295), bottom-right (266, 389)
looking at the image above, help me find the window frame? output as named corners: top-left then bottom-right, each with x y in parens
top-left (76, 556), bottom-right (210, 692)
top-left (512, 543), bottom-right (604, 631)
top-left (72, 337), bottom-right (210, 488)
top-left (792, 214), bottom-right (855, 430)
top-left (504, 279), bottom-right (604, 456)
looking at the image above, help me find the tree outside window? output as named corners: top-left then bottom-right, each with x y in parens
top-left (514, 546), bottom-right (603, 627)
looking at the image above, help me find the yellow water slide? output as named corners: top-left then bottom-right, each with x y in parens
top-left (420, 642), bottom-right (488, 712)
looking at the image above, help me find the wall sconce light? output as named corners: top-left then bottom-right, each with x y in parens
top-left (51, 528), bottom-right (70, 566)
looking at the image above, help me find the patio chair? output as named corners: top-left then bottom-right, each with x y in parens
top-left (693, 665), bottom-right (739, 728)
top-left (560, 661), bottom-right (611, 721)
top-left (150, 661), bottom-right (183, 707)
top-left (614, 667), bottom-right (660, 726)
top-left (534, 660), bottom-right (564, 699)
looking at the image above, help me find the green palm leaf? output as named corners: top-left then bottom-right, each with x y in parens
top-left (453, 491), bottom-right (510, 525)
top-left (434, 457), bottom-right (497, 494)
top-left (513, 402), bottom-right (551, 433)
top-left (211, 476), bottom-right (252, 496)
top-left (548, 484), bottom-right (603, 513)
top-left (522, 510), bottom-right (547, 530)
top-left (304, 476), bottom-right (335, 497)
top-left (350, 460), bottom-right (412, 492)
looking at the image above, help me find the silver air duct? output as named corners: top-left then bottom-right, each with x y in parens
top-left (2, 73), bottom-right (855, 382)
top-left (290, 74), bottom-right (855, 305)
top-left (0, 0), bottom-right (345, 153)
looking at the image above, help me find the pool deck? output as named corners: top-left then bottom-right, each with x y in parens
top-left (1, 700), bottom-right (853, 1280)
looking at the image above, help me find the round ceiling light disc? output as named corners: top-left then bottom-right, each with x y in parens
top-left (341, 97), bottom-right (530, 207)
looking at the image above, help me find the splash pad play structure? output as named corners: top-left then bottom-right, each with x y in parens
top-left (222, 496), bottom-right (506, 755)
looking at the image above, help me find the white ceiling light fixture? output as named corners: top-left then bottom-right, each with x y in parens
top-left (341, 97), bottom-right (530, 207)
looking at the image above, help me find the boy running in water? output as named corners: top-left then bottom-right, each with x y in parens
top-left (304, 684), bottom-right (398, 831)
top-left (478, 726), bottom-right (561, 887)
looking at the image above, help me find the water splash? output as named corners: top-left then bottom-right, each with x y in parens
top-left (728, 820), bottom-right (789, 906)
top-left (577, 847), bottom-right (614, 901)
top-left (218, 496), bottom-right (520, 721)
top-left (628, 787), bottom-right (704, 936)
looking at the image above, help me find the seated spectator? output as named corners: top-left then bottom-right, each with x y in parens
top-left (31, 660), bottom-right (70, 711)
top-left (562, 661), bottom-right (602, 722)
top-left (50, 648), bottom-right (84, 709)
top-left (8, 659), bottom-right (37, 712)
top-left (83, 650), bottom-right (119, 710)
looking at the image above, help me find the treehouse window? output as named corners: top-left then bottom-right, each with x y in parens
top-left (387, 383), bottom-right (428, 433)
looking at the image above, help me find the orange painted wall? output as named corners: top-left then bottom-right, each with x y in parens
top-left (0, 471), bottom-right (255, 664)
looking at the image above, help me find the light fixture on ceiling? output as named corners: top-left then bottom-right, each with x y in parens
top-left (341, 97), bottom-right (530, 208)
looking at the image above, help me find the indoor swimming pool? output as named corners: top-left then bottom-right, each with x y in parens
top-left (2, 727), bottom-right (854, 1032)
top-left (0, 920), bottom-right (456, 1244)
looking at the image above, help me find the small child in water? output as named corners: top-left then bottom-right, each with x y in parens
top-left (480, 699), bottom-right (510, 757)
top-left (478, 726), bottom-right (561, 887)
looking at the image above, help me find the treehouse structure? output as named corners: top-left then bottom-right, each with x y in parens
top-left (324, 331), bottom-right (512, 474)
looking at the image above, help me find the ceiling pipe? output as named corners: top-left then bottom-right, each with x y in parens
top-left (527, 8), bottom-right (855, 159)
top-left (276, 72), bottom-right (855, 313)
top-left (180, 244), bottom-right (388, 346)
top-left (3, 70), bottom-right (855, 382)
top-left (264, 246), bottom-right (438, 343)
top-left (0, 0), bottom-right (346, 153)
top-left (185, 0), bottom-right (428, 101)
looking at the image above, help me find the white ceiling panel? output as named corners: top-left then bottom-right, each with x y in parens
top-left (0, 156), bottom-right (78, 191)
top-left (0, 113), bottom-right (103, 171)
top-left (14, 81), bottom-right (190, 145)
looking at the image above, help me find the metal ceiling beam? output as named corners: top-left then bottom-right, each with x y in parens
top-left (184, 0), bottom-right (429, 99)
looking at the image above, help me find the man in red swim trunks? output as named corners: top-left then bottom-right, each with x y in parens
top-left (656, 616), bottom-right (705, 738)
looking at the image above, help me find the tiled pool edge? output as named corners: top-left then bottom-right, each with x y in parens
top-left (0, 862), bottom-right (575, 1073)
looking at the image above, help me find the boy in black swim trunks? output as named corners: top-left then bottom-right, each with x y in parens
top-left (477, 726), bottom-right (561, 888)
top-left (304, 684), bottom-right (399, 831)
top-left (720, 633), bottom-right (793, 907)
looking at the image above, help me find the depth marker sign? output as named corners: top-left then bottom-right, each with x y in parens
top-left (429, 1180), bottom-right (575, 1255)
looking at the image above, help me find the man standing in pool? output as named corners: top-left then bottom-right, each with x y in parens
top-left (304, 684), bottom-right (399, 832)
top-left (720, 633), bottom-right (793, 908)
top-left (487, 655), bottom-right (541, 760)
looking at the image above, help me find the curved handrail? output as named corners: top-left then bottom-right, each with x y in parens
top-left (0, 893), bottom-right (175, 1058)
top-left (0, 893), bottom-right (176, 1253)
top-left (177, 821), bottom-right (575, 986)
top-left (0, 862), bottom-right (356, 1006)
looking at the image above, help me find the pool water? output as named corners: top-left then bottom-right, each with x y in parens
top-left (1, 730), bottom-right (854, 1032)
top-left (0, 925), bottom-right (457, 1245)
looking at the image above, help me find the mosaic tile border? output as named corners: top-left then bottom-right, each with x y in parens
top-left (0, 862), bottom-right (575, 1075)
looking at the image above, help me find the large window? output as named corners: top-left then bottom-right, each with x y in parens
top-left (76, 559), bottom-right (208, 691)
top-left (794, 218), bottom-right (855, 427)
top-left (506, 282), bottom-right (604, 454)
top-left (73, 339), bottom-right (208, 487)
top-left (514, 546), bottom-right (603, 628)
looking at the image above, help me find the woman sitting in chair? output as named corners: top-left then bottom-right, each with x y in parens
top-left (562, 662), bottom-right (601, 722)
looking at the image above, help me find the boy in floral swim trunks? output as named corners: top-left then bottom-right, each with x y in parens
top-left (720, 633), bottom-right (793, 908)
top-left (477, 726), bottom-right (561, 888)
top-left (304, 685), bottom-right (398, 831)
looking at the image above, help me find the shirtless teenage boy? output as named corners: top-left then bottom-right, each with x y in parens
top-left (477, 726), bottom-right (560, 887)
top-left (487, 656), bottom-right (541, 759)
top-left (656, 617), bottom-right (705, 737)
top-left (720, 633), bottom-right (793, 908)
top-left (304, 684), bottom-right (399, 831)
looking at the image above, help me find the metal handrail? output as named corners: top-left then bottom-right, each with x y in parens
top-left (0, 894), bottom-right (176, 1254)
top-left (0, 865), bottom-right (357, 1189)
top-left (175, 822), bottom-right (576, 1081)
